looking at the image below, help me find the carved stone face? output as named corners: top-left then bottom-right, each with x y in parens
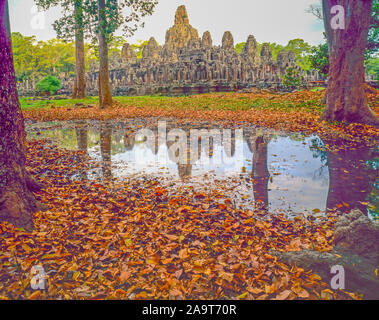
top-left (165, 6), bottom-right (200, 52)
top-left (121, 43), bottom-right (137, 65)
top-left (222, 31), bottom-right (234, 51)
top-left (260, 43), bottom-right (274, 65)
top-left (142, 37), bottom-right (160, 61)
top-left (276, 50), bottom-right (289, 69)
top-left (175, 5), bottom-right (190, 25)
top-left (202, 31), bottom-right (212, 49)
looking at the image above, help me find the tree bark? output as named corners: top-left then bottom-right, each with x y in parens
top-left (72, 0), bottom-right (86, 99)
top-left (97, 0), bottom-right (112, 109)
top-left (321, 0), bottom-right (378, 127)
top-left (0, 0), bottom-right (42, 230)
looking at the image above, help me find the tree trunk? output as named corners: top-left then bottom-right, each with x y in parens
top-left (0, 0), bottom-right (42, 230)
top-left (97, 0), bottom-right (112, 109)
top-left (321, 0), bottom-right (378, 127)
top-left (72, 0), bottom-right (86, 99)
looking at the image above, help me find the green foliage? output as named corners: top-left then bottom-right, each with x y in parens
top-left (83, 0), bottom-right (158, 42)
top-left (281, 67), bottom-right (304, 89)
top-left (235, 39), bottom-right (312, 70)
top-left (131, 40), bottom-right (149, 59)
top-left (11, 32), bottom-right (76, 82)
top-left (11, 32), bottom-right (148, 79)
top-left (285, 39), bottom-right (312, 70)
top-left (309, 41), bottom-right (329, 77)
top-left (35, 0), bottom-right (90, 41)
top-left (365, 57), bottom-right (379, 78)
top-left (88, 35), bottom-right (127, 58)
top-left (235, 42), bottom-right (245, 55)
top-left (366, 0), bottom-right (379, 57)
top-left (36, 76), bottom-right (62, 95)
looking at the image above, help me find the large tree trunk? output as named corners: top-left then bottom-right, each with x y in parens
top-left (72, 0), bottom-right (86, 99)
top-left (97, 0), bottom-right (112, 109)
top-left (321, 0), bottom-right (378, 127)
top-left (0, 0), bottom-right (42, 230)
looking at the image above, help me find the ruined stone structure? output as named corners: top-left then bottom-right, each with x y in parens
top-left (18, 5), bottom-right (322, 96)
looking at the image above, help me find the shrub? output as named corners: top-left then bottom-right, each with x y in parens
top-left (281, 67), bottom-right (304, 90)
top-left (36, 76), bottom-right (61, 95)
top-left (309, 42), bottom-right (329, 77)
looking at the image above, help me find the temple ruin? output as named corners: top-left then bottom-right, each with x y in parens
top-left (19, 5), bottom-right (322, 96)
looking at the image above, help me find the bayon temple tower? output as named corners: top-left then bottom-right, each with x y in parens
top-left (66, 5), bottom-right (320, 96)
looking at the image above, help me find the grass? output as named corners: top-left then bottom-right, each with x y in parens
top-left (19, 96), bottom-right (99, 110)
top-left (19, 91), bottom-right (326, 114)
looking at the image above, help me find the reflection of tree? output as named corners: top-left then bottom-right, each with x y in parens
top-left (252, 136), bottom-right (270, 210)
top-left (245, 130), bottom-right (270, 210)
top-left (326, 146), bottom-right (376, 213)
top-left (75, 125), bottom-right (88, 180)
top-left (178, 164), bottom-right (192, 179)
top-left (309, 137), bottom-right (329, 181)
top-left (75, 126), bottom-right (88, 153)
top-left (224, 129), bottom-right (236, 158)
top-left (310, 137), bottom-right (328, 165)
top-left (100, 123), bottom-right (112, 180)
top-left (123, 132), bottom-right (135, 151)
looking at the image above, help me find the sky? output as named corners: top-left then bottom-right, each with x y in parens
top-left (8, 0), bottom-right (325, 46)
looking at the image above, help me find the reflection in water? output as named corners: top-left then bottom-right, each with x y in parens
top-left (326, 147), bottom-right (376, 213)
top-left (100, 122), bottom-right (112, 180)
top-left (252, 136), bottom-right (270, 210)
top-left (75, 125), bottom-right (88, 179)
top-left (75, 126), bottom-right (88, 153)
top-left (26, 120), bottom-right (378, 215)
top-left (124, 132), bottom-right (135, 151)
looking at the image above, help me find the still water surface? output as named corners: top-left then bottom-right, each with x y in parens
top-left (26, 119), bottom-right (378, 217)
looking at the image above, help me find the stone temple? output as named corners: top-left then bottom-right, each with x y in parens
top-left (20, 5), bottom-right (321, 96)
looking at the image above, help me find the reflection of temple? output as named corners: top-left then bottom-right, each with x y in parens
top-left (71, 120), bottom-right (377, 215)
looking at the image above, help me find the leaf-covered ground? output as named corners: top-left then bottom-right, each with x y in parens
top-left (0, 139), bottom-right (359, 300)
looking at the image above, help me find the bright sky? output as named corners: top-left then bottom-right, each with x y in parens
top-left (8, 0), bottom-right (324, 46)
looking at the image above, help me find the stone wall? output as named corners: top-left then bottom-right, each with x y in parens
top-left (18, 5), bottom-right (323, 97)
